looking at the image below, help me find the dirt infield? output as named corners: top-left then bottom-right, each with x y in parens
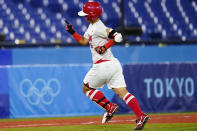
top-left (0, 113), bottom-right (197, 129)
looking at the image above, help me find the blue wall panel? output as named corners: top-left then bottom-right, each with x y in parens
top-left (11, 45), bottom-right (197, 65)
top-left (112, 63), bottom-right (197, 114)
top-left (1, 45), bottom-right (197, 118)
top-left (0, 49), bottom-right (12, 65)
top-left (12, 47), bottom-right (92, 65)
top-left (8, 65), bottom-right (114, 118)
top-left (0, 68), bottom-right (9, 118)
top-left (0, 45), bottom-right (197, 65)
top-left (112, 45), bottom-right (197, 64)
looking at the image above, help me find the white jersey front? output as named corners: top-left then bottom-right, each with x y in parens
top-left (84, 20), bottom-right (115, 63)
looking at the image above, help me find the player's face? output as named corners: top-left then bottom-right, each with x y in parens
top-left (85, 16), bottom-right (91, 23)
top-left (85, 16), bottom-right (99, 24)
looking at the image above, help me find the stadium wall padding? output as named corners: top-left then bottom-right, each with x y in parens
top-left (113, 63), bottom-right (197, 114)
top-left (0, 68), bottom-right (9, 118)
top-left (0, 49), bottom-right (12, 65)
top-left (0, 62), bottom-right (197, 118)
top-left (7, 64), bottom-right (114, 118)
top-left (1, 45), bottom-right (197, 65)
top-left (0, 45), bottom-right (197, 118)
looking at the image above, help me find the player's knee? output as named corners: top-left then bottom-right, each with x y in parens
top-left (82, 84), bottom-right (87, 94)
top-left (82, 83), bottom-right (91, 94)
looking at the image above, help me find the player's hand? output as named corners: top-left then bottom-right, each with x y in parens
top-left (95, 46), bottom-right (106, 54)
top-left (65, 23), bottom-right (75, 34)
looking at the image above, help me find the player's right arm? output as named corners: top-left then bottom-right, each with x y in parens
top-left (65, 23), bottom-right (89, 46)
top-left (78, 36), bottom-right (89, 46)
top-left (95, 28), bottom-right (123, 54)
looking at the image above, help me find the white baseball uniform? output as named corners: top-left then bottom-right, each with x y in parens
top-left (83, 20), bottom-right (126, 89)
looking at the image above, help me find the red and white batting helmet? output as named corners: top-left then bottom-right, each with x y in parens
top-left (78, 1), bottom-right (102, 21)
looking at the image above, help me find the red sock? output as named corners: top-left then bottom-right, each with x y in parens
top-left (123, 93), bottom-right (142, 118)
top-left (86, 89), bottom-right (111, 111)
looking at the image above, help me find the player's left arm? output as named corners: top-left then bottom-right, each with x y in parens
top-left (95, 28), bottom-right (123, 54)
top-left (65, 21), bottom-right (89, 46)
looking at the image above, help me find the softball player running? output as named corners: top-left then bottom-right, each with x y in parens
top-left (65, 1), bottom-right (149, 130)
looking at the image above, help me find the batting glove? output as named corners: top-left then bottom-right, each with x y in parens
top-left (65, 24), bottom-right (75, 35)
top-left (95, 46), bottom-right (107, 54)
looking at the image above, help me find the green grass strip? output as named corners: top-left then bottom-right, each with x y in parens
top-left (1, 123), bottom-right (197, 131)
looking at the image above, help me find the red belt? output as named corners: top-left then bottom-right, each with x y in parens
top-left (94, 59), bottom-right (110, 64)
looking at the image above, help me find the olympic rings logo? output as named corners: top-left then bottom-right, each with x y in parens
top-left (19, 78), bottom-right (61, 105)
